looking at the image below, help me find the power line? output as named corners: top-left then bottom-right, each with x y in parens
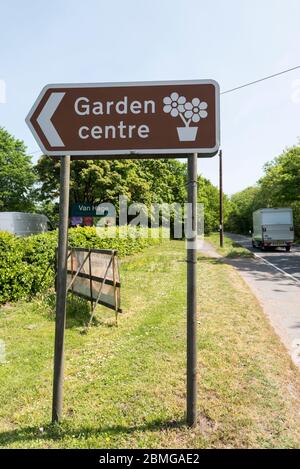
top-left (221, 64), bottom-right (300, 95)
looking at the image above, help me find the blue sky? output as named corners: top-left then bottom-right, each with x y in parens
top-left (0, 0), bottom-right (300, 194)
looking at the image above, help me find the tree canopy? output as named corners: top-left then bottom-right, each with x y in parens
top-left (226, 186), bottom-right (262, 234)
top-left (0, 127), bottom-right (36, 211)
top-left (198, 175), bottom-right (232, 234)
top-left (0, 127), bottom-right (229, 235)
top-left (35, 155), bottom-right (227, 233)
top-left (34, 156), bottom-right (187, 206)
top-left (227, 144), bottom-right (300, 236)
top-left (259, 145), bottom-right (300, 206)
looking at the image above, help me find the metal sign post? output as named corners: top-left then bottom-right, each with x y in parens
top-left (52, 155), bottom-right (70, 423)
top-left (186, 153), bottom-right (198, 427)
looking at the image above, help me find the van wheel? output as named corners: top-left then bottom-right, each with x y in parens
top-left (286, 246), bottom-right (291, 252)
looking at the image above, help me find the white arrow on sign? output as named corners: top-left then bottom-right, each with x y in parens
top-left (36, 92), bottom-right (65, 147)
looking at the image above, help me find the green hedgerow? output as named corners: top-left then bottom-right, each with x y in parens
top-left (0, 231), bottom-right (34, 303)
top-left (0, 227), bottom-right (164, 304)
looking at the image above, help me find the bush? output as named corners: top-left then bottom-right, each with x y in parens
top-left (0, 227), bottom-right (164, 304)
top-left (68, 226), bottom-right (164, 256)
top-left (0, 231), bottom-right (32, 303)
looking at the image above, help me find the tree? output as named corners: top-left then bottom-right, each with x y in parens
top-left (226, 186), bottom-right (262, 234)
top-left (258, 145), bottom-right (300, 236)
top-left (259, 145), bottom-right (300, 205)
top-left (0, 128), bottom-right (36, 211)
top-left (35, 155), bottom-right (230, 234)
top-left (34, 157), bottom-right (187, 214)
top-left (198, 175), bottom-right (232, 234)
top-left (226, 144), bottom-right (300, 236)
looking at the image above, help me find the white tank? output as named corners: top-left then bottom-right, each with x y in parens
top-left (0, 212), bottom-right (50, 236)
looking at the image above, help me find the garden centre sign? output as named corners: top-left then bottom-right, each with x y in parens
top-left (26, 80), bottom-right (220, 157)
top-left (26, 79), bottom-right (221, 428)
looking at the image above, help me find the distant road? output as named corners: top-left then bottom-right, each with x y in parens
top-left (226, 233), bottom-right (300, 282)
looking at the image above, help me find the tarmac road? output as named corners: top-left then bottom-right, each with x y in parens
top-left (226, 233), bottom-right (300, 282)
top-left (202, 235), bottom-right (300, 367)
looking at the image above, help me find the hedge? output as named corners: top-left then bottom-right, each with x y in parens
top-left (0, 227), bottom-right (164, 304)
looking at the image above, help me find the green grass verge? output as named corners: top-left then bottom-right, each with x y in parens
top-left (207, 233), bottom-right (253, 258)
top-left (1, 240), bottom-right (300, 448)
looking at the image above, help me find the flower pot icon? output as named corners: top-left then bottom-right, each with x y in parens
top-left (177, 126), bottom-right (198, 142)
top-left (163, 92), bottom-right (208, 142)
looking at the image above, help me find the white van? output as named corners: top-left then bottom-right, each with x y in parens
top-left (0, 212), bottom-right (50, 236)
top-left (252, 208), bottom-right (294, 252)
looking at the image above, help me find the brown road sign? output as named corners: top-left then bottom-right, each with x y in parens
top-left (26, 80), bottom-right (220, 158)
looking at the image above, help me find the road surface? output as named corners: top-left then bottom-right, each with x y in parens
top-left (226, 232), bottom-right (300, 282)
top-left (200, 236), bottom-right (300, 367)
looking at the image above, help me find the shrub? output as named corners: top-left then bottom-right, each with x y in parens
top-left (0, 231), bottom-right (34, 303)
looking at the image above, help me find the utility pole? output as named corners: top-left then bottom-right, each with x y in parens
top-left (186, 153), bottom-right (198, 427)
top-left (219, 149), bottom-right (224, 248)
top-left (52, 155), bottom-right (70, 423)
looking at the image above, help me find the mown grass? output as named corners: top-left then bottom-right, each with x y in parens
top-left (207, 233), bottom-right (253, 258)
top-left (1, 240), bottom-right (300, 448)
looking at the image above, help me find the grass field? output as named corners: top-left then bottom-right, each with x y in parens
top-left (1, 240), bottom-right (300, 448)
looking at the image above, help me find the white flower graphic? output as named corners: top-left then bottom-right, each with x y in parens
top-left (163, 92), bottom-right (208, 141)
top-left (184, 98), bottom-right (208, 123)
top-left (163, 92), bottom-right (186, 117)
